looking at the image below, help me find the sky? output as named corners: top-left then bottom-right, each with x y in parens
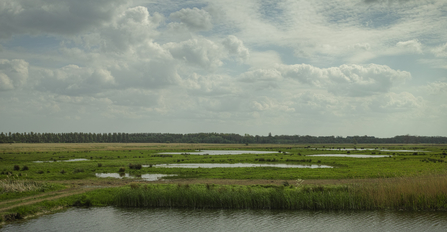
top-left (0, 0), bottom-right (446, 137)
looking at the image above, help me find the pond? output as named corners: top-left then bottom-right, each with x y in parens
top-left (2, 207), bottom-right (447, 232)
top-left (159, 150), bottom-right (277, 155)
top-left (307, 154), bottom-right (390, 158)
top-left (95, 173), bottom-right (176, 181)
top-left (33, 159), bottom-right (89, 163)
top-left (324, 148), bottom-right (425, 152)
top-left (145, 163), bottom-right (332, 168)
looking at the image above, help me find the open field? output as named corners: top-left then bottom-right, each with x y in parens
top-left (1, 143), bottom-right (447, 223)
top-left (1, 143), bottom-right (446, 180)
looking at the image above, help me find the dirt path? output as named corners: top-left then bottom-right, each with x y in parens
top-left (0, 188), bottom-right (92, 212)
top-left (0, 187), bottom-right (79, 207)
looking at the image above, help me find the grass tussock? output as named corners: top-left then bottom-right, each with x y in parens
top-left (114, 175), bottom-right (447, 211)
top-left (0, 177), bottom-right (46, 193)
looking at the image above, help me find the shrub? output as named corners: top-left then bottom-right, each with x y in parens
top-left (73, 168), bottom-right (84, 173)
top-left (97, 163), bottom-right (102, 167)
top-left (130, 183), bottom-right (140, 189)
top-left (60, 169), bottom-right (66, 174)
top-left (118, 167), bottom-right (125, 172)
top-left (37, 170), bottom-right (44, 174)
top-left (13, 165), bottom-right (20, 171)
top-left (21, 166), bottom-right (29, 171)
top-left (129, 163), bottom-right (142, 170)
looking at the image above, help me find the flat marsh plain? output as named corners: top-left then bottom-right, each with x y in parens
top-left (1, 143), bottom-right (447, 223)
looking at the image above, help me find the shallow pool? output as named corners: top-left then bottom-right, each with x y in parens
top-left (95, 173), bottom-right (176, 181)
top-left (145, 163), bottom-right (332, 168)
top-left (33, 159), bottom-right (89, 163)
top-left (307, 154), bottom-right (390, 158)
top-left (159, 150), bottom-right (277, 155)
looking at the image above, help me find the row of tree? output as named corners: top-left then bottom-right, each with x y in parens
top-left (0, 132), bottom-right (446, 144)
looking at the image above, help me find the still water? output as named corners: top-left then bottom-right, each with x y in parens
top-left (160, 150), bottom-right (276, 155)
top-left (2, 207), bottom-right (446, 232)
top-left (147, 163), bottom-right (332, 168)
top-left (33, 159), bottom-right (89, 163)
top-left (307, 154), bottom-right (390, 158)
top-left (95, 173), bottom-right (176, 181)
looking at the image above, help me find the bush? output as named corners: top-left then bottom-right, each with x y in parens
top-left (118, 167), bottom-right (125, 172)
top-left (97, 163), bottom-right (102, 167)
top-left (37, 170), bottom-right (44, 174)
top-left (129, 163), bottom-right (142, 170)
top-left (60, 169), bottom-right (66, 174)
top-left (13, 165), bottom-right (20, 171)
top-left (21, 166), bottom-right (29, 171)
top-left (73, 168), bottom-right (84, 173)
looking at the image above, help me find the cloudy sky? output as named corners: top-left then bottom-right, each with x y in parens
top-left (1, 0), bottom-right (446, 137)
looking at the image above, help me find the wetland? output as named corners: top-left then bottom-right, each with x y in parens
top-left (1, 143), bottom-right (447, 229)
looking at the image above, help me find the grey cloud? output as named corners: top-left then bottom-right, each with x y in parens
top-left (0, 0), bottom-right (128, 39)
top-left (182, 73), bottom-right (239, 96)
top-left (222, 35), bottom-right (250, 61)
top-left (240, 69), bottom-right (282, 82)
top-left (0, 59), bottom-right (29, 90)
top-left (98, 6), bottom-right (162, 53)
top-left (396, 39), bottom-right (422, 54)
top-left (169, 7), bottom-right (212, 31)
top-left (363, 0), bottom-right (412, 4)
top-left (249, 63), bottom-right (411, 97)
top-left (432, 43), bottom-right (447, 57)
top-left (368, 92), bottom-right (421, 112)
top-left (35, 65), bottom-right (116, 96)
top-left (326, 64), bottom-right (411, 96)
top-left (165, 38), bottom-right (223, 70)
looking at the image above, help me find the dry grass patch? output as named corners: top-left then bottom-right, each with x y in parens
top-left (0, 177), bottom-right (45, 193)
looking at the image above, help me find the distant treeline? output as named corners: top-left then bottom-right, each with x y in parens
top-left (0, 132), bottom-right (446, 144)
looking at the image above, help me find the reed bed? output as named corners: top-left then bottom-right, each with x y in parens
top-left (114, 175), bottom-right (447, 211)
top-left (0, 177), bottom-right (45, 193)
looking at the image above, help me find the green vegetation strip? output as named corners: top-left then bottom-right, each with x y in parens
top-left (115, 175), bottom-right (447, 211)
top-left (2, 175), bottom-right (447, 223)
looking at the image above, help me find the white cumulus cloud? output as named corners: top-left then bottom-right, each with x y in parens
top-left (0, 59), bottom-right (29, 90)
top-left (169, 7), bottom-right (213, 32)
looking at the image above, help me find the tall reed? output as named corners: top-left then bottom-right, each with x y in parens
top-left (114, 175), bottom-right (447, 211)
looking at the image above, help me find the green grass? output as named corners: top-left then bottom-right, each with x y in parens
top-left (0, 188), bottom-right (115, 223)
top-left (0, 144), bottom-right (446, 181)
top-left (0, 178), bottom-right (64, 201)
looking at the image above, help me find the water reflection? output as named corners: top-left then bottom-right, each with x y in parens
top-left (160, 150), bottom-right (277, 155)
top-left (324, 148), bottom-right (425, 152)
top-left (2, 207), bottom-right (447, 232)
top-left (307, 154), bottom-right (390, 158)
top-left (95, 173), bottom-right (176, 181)
top-left (33, 159), bottom-right (89, 163)
top-left (145, 163), bottom-right (332, 168)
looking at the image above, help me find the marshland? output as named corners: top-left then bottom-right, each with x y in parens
top-left (1, 143), bottom-right (447, 230)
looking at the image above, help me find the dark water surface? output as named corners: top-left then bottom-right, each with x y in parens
top-left (307, 154), bottom-right (390, 158)
top-left (2, 207), bottom-right (447, 232)
top-left (148, 163), bottom-right (332, 168)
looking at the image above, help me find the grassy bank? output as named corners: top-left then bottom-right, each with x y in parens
top-left (0, 188), bottom-right (114, 223)
top-left (2, 174), bottom-right (446, 223)
top-left (114, 175), bottom-right (447, 211)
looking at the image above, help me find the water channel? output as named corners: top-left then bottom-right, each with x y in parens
top-left (2, 207), bottom-right (446, 232)
top-left (307, 154), bottom-right (390, 158)
top-left (159, 150), bottom-right (277, 155)
top-left (33, 159), bottom-right (89, 163)
top-left (146, 163), bottom-right (332, 168)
